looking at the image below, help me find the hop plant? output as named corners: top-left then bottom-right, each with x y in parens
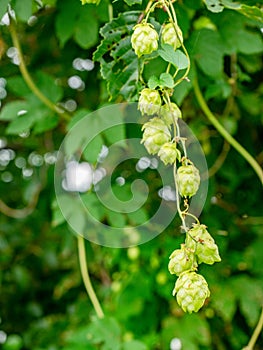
top-left (160, 102), bottom-right (182, 125)
top-left (131, 23), bottom-right (159, 57)
top-left (158, 142), bottom-right (180, 165)
top-left (173, 272), bottom-right (210, 313)
top-left (168, 244), bottom-right (197, 276)
top-left (186, 224), bottom-right (221, 265)
top-left (161, 22), bottom-right (183, 50)
top-left (138, 88), bottom-right (161, 116)
top-left (141, 117), bottom-right (171, 155)
top-left (177, 164), bottom-right (200, 197)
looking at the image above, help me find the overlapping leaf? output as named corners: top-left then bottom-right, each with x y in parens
top-left (93, 11), bottom-right (141, 101)
top-left (203, 0), bottom-right (263, 23)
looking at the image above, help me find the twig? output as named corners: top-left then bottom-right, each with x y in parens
top-left (8, 17), bottom-right (71, 121)
top-left (193, 77), bottom-right (263, 185)
top-left (242, 307), bottom-right (263, 350)
top-left (77, 235), bottom-right (104, 319)
top-left (0, 183), bottom-right (41, 218)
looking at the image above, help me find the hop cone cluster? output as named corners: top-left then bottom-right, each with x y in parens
top-left (177, 164), bottom-right (200, 197)
top-left (138, 88), bottom-right (161, 116)
top-left (131, 23), bottom-right (158, 57)
top-left (186, 224), bottom-right (221, 265)
top-left (173, 272), bottom-right (210, 313)
top-left (141, 117), bottom-right (171, 155)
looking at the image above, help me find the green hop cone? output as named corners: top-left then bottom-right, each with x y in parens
top-left (158, 142), bottom-right (180, 165)
top-left (168, 244), bottom-right (197, 276)
top-left (186, 224), bottom-right (221, 265)
top-left (173, 272), bottom-right (210, 313)
top-left (139, 88), bottom-right (161, 116)
top-left (142, 117), bottom-right (171, 155)
top-left (177, 164), bottom-right (200, 197)
top-left (160, 103), bottom-right (182, 125)
top-left (131, 23), bottom-right (159, 58)
top-left (80, 0), bottom-right (100, 4)
top-left (161, 22), bottom-right (183, 50)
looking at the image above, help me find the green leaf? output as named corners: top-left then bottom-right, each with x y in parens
top-left (148, 75), bottom-right (160, 90)
top-left (55, 0), bottom-right (80, 47)
top-left (81, 192), bottom-right (106, 221)
top-left (236, 30), bottom-right (263, 55)
top-left (0, 0), bottom-right (10, 19)
top-left (83, 134), bottom-right (104, 163)
top-left (159, 73), bottom-right (174, 88)
top-left (158, 44), bottom-right (188, 70)
top-left (6, 113), bottom-right (35, 135)
top-left (74, 8), bottom-right (99, 49)
top-left (123, 340), bottom-right (148, 350)
top-left (188, 29), bottom-right (224, 77)
top-left (0, 101), bottom-right (29, 121)
top-left (87, 317), bottom-right (122, 350)
top-left (239, 4), bottom-right (263, 23)
top-left (12, 0), bottom-right (33, 21)
top-left (106, 209), bottom-right (127, 228)
top-left (7, 76), bottom-right (32, 97)
top-left (35, 71), bottom-right (63, 103)
top-left (203, 0), bottom-right (224, 13)
top-left (67, 109), bottom-right (91, 130)
top-left (127, 208), bottom-right (148, 225)
top-left (33, 114), bottom-right (59, 134)
top-left (215, 11), bottom-right (263, 55)
top-left (232, 276), bottom-right (263, 327)
top-left (124, 0), bottom-right (142, 5)
top-left (212, 284), bottom-right (237, 322)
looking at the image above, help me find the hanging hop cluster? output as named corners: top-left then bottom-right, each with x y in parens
top-left (132, 9), bottom-right (221, 313)
top-left (169, 224), bottom-right (221, 313)
top-left (132, 20), bottom-right (185, 168)
top-left (131, 20), bottom-right (183, 58)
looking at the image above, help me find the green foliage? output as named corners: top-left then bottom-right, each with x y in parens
top-left (0, 0), bottom-right (263, 349)
top-left (93, 11), bottom-right (140, 100)
top-left (158, 44), bottom-right (189, 70)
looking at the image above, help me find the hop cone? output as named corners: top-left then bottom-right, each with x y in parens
top-left (141, 117), bottom-right (171, 155)
top-left (173, 272), bottom-right (210, 313)
top-left (186, 224), bottom-right (221, 265)
top-left (81, 0), bottom-right (100, 4)
top-left (158, 142), bottom-right (180, 165)
top-left (138, 88), bottom-right (161, 116)
top-left (160, 102), bottom-right (182, 125)
top-left (131, 23), bottom-right (159, 57)
top-left (161, 22), bottom-right (183, 50)
top-left (168, 244), bottom-right (196, 276)
top-left (177, 164), bottom-right (200, 197)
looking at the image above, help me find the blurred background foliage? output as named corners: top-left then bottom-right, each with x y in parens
top-left (0, 0), bottom-right (263, 349)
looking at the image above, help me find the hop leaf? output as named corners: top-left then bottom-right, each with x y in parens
top-left (131, 23), bottom-right (159, 57)
top-left (138, 88), bottom-right (161, 116)
top-left (158, 142), bottom-right (180, 165)
top-left (161, 22), bottom-right (183, 50)
top-left (160, 102), bottom-right (182, 125)
top-left (173, 272), bottom-right (210, 313)
top-left (168, 244), bottom-right (197, 276)
top-left (186, 224), bottom-right (221, 265)
top-left (141, 117), bottom-right (171, 155)
top-left (177, 164), bottom-right (200, 197)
